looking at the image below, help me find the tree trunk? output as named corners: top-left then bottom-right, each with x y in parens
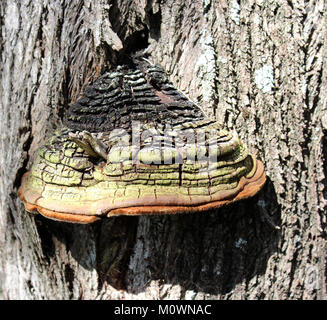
top-left (0, 0), bottom-right (326, 300)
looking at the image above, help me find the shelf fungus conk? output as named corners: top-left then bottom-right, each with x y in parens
top-left (18, 59), bottom-right (266, 223)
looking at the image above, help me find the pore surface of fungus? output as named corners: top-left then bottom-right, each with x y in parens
top-left (18, 59), bottom-right (266, 223)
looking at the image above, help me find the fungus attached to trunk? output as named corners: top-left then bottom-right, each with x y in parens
top-left (18, 59), bottom-right (266, 224)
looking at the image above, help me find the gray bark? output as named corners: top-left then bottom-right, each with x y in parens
top-left (0, 0), bottom-right (326, 299)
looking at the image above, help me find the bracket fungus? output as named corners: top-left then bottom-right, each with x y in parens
top-left (18, 59), bottom-right (266, 224)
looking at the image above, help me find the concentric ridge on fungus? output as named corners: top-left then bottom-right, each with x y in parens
top-left (18, 59), bottom-right (266, 223)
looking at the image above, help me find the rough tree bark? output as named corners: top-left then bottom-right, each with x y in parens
top-left (0, 0), bottom-right (326, 300)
